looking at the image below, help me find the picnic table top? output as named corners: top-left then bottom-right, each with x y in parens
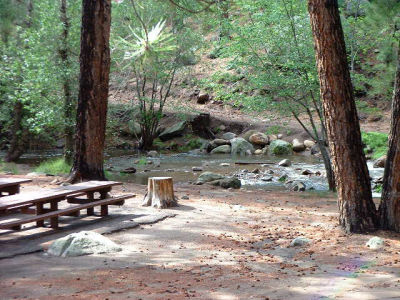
top-left (0, 178), bottom-right (32, 188)
top-left (0, 181), bottom-right (122, 210)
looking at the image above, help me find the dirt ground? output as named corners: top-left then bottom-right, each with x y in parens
top-left (1, 177), bottom-right (400, 300)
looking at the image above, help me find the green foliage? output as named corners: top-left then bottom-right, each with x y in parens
top-left (136, 157), bottom-right (148, 166)
top-left (374, 184), bottom-right (383, 193)
top-left (35, 158), bottom-right (71, 175)
top-left (266, 125), bottom-right (283, 135)
top-left (0, 160), bottom-right (19, 174)
top-left (361, 132), bottom-right (388, 159)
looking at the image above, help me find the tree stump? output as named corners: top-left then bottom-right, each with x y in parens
top-left (142, 177), bottom-right (178, 208)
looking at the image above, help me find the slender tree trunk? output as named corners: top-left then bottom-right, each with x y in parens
top-left (4, 101), bottom-right (25, 162)
top-left (308, 0), bottom-right (377, 233)
top-left (60, 0), bottom-right (74, 164)
top-left (4, 0), bottom-right (34, 162)
top-left (68, 0), bottom-right (111, 182)
top-left (379, 43), bottom-right (400, 232)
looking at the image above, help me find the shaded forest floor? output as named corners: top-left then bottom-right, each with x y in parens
top-left (1, 178), bottom-right (400, 300)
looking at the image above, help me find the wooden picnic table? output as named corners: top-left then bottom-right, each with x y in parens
top-left (0, 181), bottom-right (126, 230)
top-left (0, 178), bottom-right (32, 196)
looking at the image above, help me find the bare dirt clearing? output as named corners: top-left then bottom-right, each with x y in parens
top-left (0, 178), bottom-right (399, 300)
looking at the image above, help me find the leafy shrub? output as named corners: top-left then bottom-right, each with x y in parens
top-left (361, 132), bottom-right (388, 159)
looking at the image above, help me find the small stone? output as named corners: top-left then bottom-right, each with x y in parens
top-left (222, 132), bottom-right (236, 140)
top-left (220, 163), bottom-right (230, 167)
top-left (261, 176), bottom-right (273, 182)
top-left (121, 167), bottom-right (137, 174)
top-left (301, 169), bottom-right (313, 175)
top-left (304, 140), bottom-right (316, 148)
top-left (192, 167), bottom-right (203, 172)
top-left (147, 151), bottom-right (159, 158)
top-left (290, 237), bottom-right (311, 247)
top-left (254, 149), bottom-right (263, 155)
top-left (277, 134), bottom-right (283, 139)
top-left (366, 237), bottom-right (384, 250)
top-left (373, 156), bottom-right (386, 168)
top-left (252, 168), bottom-right (260, 174)
top-left (278, 159), bottom-right (291, 167)
top-left (181, 195), bottom-right (189, 200)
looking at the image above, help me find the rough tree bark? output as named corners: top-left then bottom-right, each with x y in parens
top-left (308, 0), bottom-right (378, 233)
top-left (68, 0), bottom-right (111, 182)
top-left (60, 0), bottom-right (74, 164)
top-left (380, 43), bottom-right (400, 232)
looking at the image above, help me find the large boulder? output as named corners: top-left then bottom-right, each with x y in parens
top-left (231, 137), bottom-right (254, 155)
top-left (292, 139), bottom-right (306, 152)
top-left (242, 130), bottom-right (259, 142)
top-left (269, 139), bottom-right (293, 155)
top-left (196, 172), bottom-right (225, 184)
top-left (219, 177), bottom-right (241, 189)
top-left (128, 120), bottom-right (141, 137)
top-left (222, 132), bottom-right (236, 140)
top-left (213, 139), bottom-right (231, 146)
top-left (249, 132), bottom-right (269, 146)
top-left (48, 231), bottom-right (122, 257)
top-left (211, 145), bottom-right (231, 154)
top-left (373, 155), bottom-right (386, 168)
top-left (304, 139), bottom-right (315, 148)
top-left (159, 121), bottom-right (186, 141)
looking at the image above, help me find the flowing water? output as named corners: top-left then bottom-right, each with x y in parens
top-left (1, 150), bottom-right (384, 196)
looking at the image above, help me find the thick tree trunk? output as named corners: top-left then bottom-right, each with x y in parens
top-left (69, 0), bottom-right (111, 182)
top-left (379, 44), bottom-right (400, 232)
top-left (308, 0), bottom-right (377, 233)
top-left (60, 0), bottom-right (74, 164)
top-left (142, 177), bottom-right (178, 208)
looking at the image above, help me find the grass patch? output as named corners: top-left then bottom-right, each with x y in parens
top-left (0, 160), bottom-right (19, 174)
top-left (35, 158), bottom-right (71, 175)
top-left (361, 131), bottom-right (388, 159)
top-left (266, 125), bottom-right (283, 135)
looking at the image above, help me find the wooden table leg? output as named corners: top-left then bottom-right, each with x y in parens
top-left (50, 200), bottom-right (59, 229)
top-left (100, 205), bottom-right (108, 216)
top-left (36, 203), bottom-right (44, 227)
top-left (86, 192), bottom-right (94, 216)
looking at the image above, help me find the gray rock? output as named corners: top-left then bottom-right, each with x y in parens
top-left (277, 134), bottom-right (283, 139)
top-left (278, 159), bottom-right (291, 167)
top-left (269, 134), bottom-right (278, 141)
top-left (220, 163), bottom-right (230, 167)
top-left (373, 155), bottom-right (386, 168)
top-left (27, 172), bottom-right (46, 177)
top-left (261, 176), bottom-right (273, 182)
top-left (192, 166), bottom-right (203, 172)
top-left (128, 120), bottom-right (142, 137)
top-left (288, 181), bottom-right (306, 192)
top-left (181, 195), bottom-right (189, 200)
top-left (211, 145), bottom-right (231, 154)
top-left (366, 237), bottom-right (384, 250)
top-left (196, 172), bottom-right (225, 184)
top-left (231, 137), bottom-right (254, 155)
top-left (219, 177), bottom-right (241, 189)
top-left (290, 237), bottom-right (311, 247)
top-left (304, 139), bottom-right (315, 148)
top-left (159, 121), bottom-right (186, 141)
top-left (254, 149), bottom-right (263, 155)
top-left (213, 139), bottom-right (231, 146)
top-left (147, 150), bottom-right (159, 157)
top-left (48, 231), bottom-right (122, 257)
top-left (249, 132), bottom-right (269, 146)
top-left (242, 130), bottom-right (259, 142)
top-left (222, 132), bottom-right (236, 140)
top-left (269, 140), bottom-right (293, 155)
top-left (302, 169), bottom-right (313, 175)
top-left (252, 168), bottom-right (260, 174)
top-left (292, 139), bottom-right (306, 152)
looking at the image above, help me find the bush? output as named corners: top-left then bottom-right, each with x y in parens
top-left (35, 158), bottom-right (71, 175)
top-left (362, 132), bottom-right (388, 159)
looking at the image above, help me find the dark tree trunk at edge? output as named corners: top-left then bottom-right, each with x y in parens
top-left (308, 0), bottom-right (377, 233)
top-left (68, 0), bottom-right (111, 182)
top-left (379, 43), bottom-right (400, 232)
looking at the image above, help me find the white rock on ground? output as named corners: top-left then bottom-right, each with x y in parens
top-left (366, 237), bottom-right (384, 250)
top-left (290, 237), bottom-right (311, 247)
top-left (48, 231), bottom-right (122, 257)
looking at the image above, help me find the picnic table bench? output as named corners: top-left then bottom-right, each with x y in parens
top-left (0, 181), bottom-right (134, 231)
top-left (0, 178), bottom-right (32, 197)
